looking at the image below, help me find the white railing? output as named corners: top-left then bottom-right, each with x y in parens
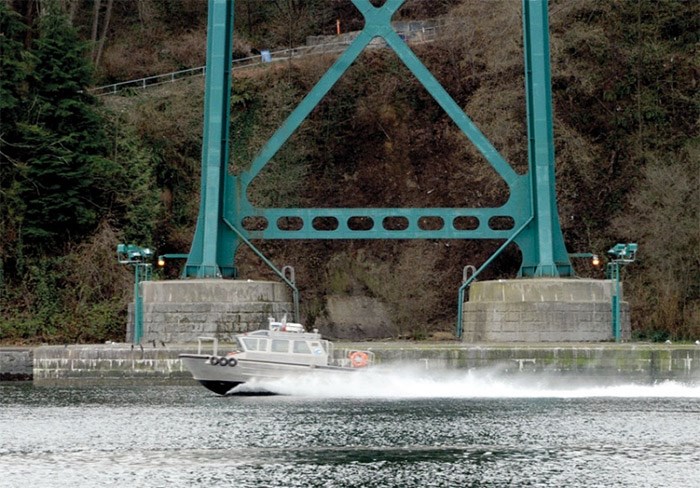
top-left (90, 41), bottom-right (354, 96)
top-left (90, 23), bottom-right (442, 96)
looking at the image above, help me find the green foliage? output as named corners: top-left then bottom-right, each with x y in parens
top-left (10, 3), bottom-right (119, 251)
top-left (614, 141), bottom-right (700, 339)
top-left (552, 0), bottom-right (698, 338)
top-left (100, 109), bottom-right (161, 245)
top-left (112, 80), bottom-right (204, 251)
top-left (0, 3), bottom-right (160, 344)
top-left (0, 2), bottom-right (29, 120)
top-left (0, 2), bottom-right (32, 282)
top-left (1, 0), bottom-right (698, 343)
top-left (0, 223), bottom-right (133, 344)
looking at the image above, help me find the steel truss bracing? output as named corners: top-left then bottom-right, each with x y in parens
top-left (184, 0), bottom-right (572, 279)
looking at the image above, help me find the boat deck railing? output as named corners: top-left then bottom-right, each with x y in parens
top-left (333, 349), bottom-right (375, 369)
top-left (197, 336), bottom-right (218, 356)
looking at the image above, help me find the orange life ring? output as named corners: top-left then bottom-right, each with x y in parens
top-left (349, 351), bottom-right (369, 368)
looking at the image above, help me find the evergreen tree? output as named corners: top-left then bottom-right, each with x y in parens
top-left (18, 2), bottom-right (118, 251)
top-left (0, 1), bottom-right (28, 126)
top-left (0, 1), bottom-right (32, 283)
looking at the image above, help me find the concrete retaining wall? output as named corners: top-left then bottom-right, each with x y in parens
top-left (32, 343), bottom-right (199, 386)
top-left (3, 342), bottom-right (697, 386)
top-left (0, 348), bottom-right (33, 381)
top-left (135, 280), bottom-right (293, 343)
top-left (462, 279), bottom-right (630, 342)
top-left (352, 343), bottom-right (699, 383)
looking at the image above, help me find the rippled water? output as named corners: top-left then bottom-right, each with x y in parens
top-left (2, 369), bottom-right (699, 487)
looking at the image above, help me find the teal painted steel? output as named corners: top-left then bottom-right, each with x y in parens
top-left (516, 0), bottom-right (572, 277)
top-left (184, 0), bottom-right (237, 278)
top-left (133, 263), bottom-right (152, 344)
top-left (231, 0), bottom-right (526, 244)
top-left (186, 0), bottom-right (572, 282)
top-left (610, 262), bottom-right (621, 341)
top-left (606, 243), bottom-right (637, 342)
top-left (116, 244), bottom-right (153, 343)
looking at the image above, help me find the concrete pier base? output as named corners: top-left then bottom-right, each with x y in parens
top-left (131, 280), bottom-right (293, 344)
top-left (461, 279), bottom-right (629, 342)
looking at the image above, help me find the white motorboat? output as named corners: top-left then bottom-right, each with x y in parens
top-left (179, 317), bottom-right (374, 395)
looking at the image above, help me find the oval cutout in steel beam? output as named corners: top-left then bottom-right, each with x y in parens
top-left (453, 216), bottom-right (480, 231)
top-left (418, 216), bottom-right (444, 231)
top-left (312, 216), bottom-right (339, 231)
top-left (382, 216), bottom-right (409, 231)
top-left (348, 216), bottom-right (374, 231)
top-left (241, 216), bottom-right (268, 231)
top-left (488, 216), bottom-right (515, 230)
top-left (277, 216), bottom-right (304, 231)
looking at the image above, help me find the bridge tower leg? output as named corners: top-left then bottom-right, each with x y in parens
top-left (183, 0), bottom-right (238, 278)
top-left (516, 0), bottom-right (572, 278)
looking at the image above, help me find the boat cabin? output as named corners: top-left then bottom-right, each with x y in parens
top-left (234, 321), bottom-right (334, 366)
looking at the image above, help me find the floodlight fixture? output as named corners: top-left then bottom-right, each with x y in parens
top-left (607, 243), bottom-right (637, 263)
top-left (116, 243), bottom-right (154, 344)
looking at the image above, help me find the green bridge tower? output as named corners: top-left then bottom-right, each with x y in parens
top-left (183, 0), bottom-right (572, 281)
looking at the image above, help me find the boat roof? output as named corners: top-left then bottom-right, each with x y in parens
top-left (244, 328), bottom-right (323, 340)
top-left (239, 317), bottom-right (323, 341)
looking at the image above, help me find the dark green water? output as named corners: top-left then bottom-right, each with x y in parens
top-left (1, 378), bottom-right (699, 487)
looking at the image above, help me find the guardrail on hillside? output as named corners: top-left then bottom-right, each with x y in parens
top-left (90, 40), bottom-right (355, 96)
top-left (90, 23), bottom-right (440, 96)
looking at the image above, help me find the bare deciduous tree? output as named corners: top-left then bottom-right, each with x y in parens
top-left (90, 0), bottom-right (101, 60)
top-left (94, 0), bottom-right (113, 68)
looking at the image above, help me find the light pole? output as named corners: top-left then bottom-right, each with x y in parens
top-left (117, 244), bottom-right (153, 344)
top-left (606, 243), bottom-right (638, 342)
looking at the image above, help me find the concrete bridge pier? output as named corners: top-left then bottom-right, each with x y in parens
top-left (129, 280), bottom-right (293, 344)
top-left (461, 279), bottom-right (629, 342)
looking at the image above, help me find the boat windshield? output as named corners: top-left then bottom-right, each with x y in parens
top-left (240, 337), bottom-right (269, 351)
top-left (293, 341), bottom-right (311, 354)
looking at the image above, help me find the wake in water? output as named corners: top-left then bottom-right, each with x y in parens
top-left (232, 364), bottom-right (700, 399)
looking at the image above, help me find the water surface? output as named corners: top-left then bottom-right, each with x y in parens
top-left (2, 369), bottom-right (699, 487)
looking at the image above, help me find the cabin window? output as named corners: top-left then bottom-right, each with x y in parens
top-left (258, 338), bottom-right (268, 352)
top-left (242, 338), bottom-right (258, 351)
top-left (293, 341), bottom-right (311, 354)
top-left (271, 339), bottom-right (289, 353)
top-left (310, 341), bottom-right (325, 355)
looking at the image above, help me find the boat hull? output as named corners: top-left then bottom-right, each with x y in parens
top-left (180, 354), bottom-right (355, 395)
top-left (199, 380), bottom-right (244, 396)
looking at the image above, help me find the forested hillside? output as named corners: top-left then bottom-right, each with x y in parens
top-left (1, 0), bottom-right (697, 344)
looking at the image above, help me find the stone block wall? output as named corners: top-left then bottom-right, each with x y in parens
top-left (462, 279), bottom-right (631, 342)
top-left (0, 348), bottom-right (33, 381)
top-left (32, 344), bottom-right (196, 386)
top-left (130, 280), bottom-right (293, 344)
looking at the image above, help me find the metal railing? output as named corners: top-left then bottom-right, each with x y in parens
top-left (90, 24), bottom-right (441, 96)
top-left (91, 40), bottom-right (357, 96)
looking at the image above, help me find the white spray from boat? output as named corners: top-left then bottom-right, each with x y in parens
top-left (233, 363), bottom-right (700, 398)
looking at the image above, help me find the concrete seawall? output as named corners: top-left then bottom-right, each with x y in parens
top-left (0, 348), bottom-right (33, 381)
top-left (2, 342), bottom-right (699, 386)
top-left (351, 342), bottom-right (700, 383)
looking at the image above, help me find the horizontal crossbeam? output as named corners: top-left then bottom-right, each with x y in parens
top-left (230, 206), bottom-right (528, 240)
